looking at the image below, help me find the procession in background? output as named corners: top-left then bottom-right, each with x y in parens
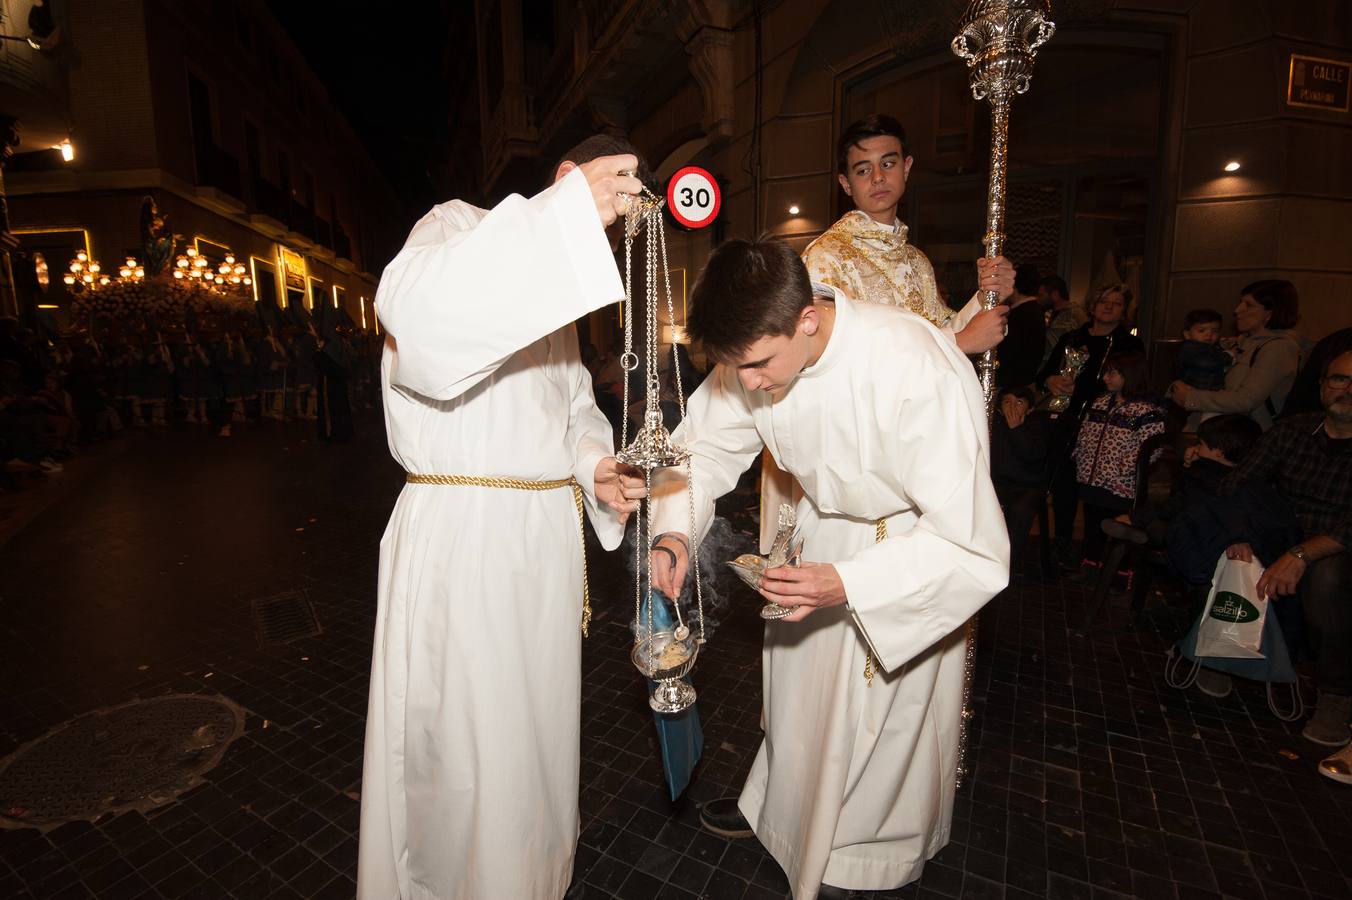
top-left (3, 196), bottom-right (377, 461)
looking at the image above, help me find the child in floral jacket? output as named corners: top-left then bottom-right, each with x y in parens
top-left (1073, 350), bottom-right (1166, 564)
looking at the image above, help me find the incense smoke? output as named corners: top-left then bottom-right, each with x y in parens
top-left (624, 515), bottom-right (753, 642)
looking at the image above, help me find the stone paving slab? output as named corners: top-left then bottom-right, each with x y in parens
top-left (0, 420), bottom-right (1348, 899)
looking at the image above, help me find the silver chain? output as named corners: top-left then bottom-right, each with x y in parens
top-left (620, 194), bottom-right (706, 661)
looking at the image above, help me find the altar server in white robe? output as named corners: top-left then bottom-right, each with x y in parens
top-left (359, 138), bottom-right (648, 900)
top-left (650, 237), bottom-right (1009, 899)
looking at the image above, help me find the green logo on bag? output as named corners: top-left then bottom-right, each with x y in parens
top-left (1209, 591), bottom-right (1260, 623)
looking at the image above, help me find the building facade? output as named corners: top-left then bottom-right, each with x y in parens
top-left (0, 0), bottom-right (406, 332)
top-left (474, 0), bottom-right (1351, 352)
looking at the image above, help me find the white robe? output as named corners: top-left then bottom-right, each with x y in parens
top-left (359, 169), bottom-right (626, 900)
top-left (759, 225), bottom-right (983, 553)
top-left (653, 294), bottom-right (1009, 898)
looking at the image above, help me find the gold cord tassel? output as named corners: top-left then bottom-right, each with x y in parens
top-left (864, 518), bottom-right (889, 687)
top-left (571, 481), bottom-right (591, 637)
top-left (405, 473), bottom-right (592, 636)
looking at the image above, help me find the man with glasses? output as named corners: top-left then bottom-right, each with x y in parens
top-left (1222, 350), bottom-right (1352, 760)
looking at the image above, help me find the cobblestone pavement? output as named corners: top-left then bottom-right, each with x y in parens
top-left (0, 420), bottom-right (1349, 899)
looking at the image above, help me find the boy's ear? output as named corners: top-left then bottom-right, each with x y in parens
top-left (799, 304), bottom-right (819, 336)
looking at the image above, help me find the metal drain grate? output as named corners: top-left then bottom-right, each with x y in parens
top-left (0, 694), bottom-right (245, 829)
top-left (252, 589), bottom-right (322, 644)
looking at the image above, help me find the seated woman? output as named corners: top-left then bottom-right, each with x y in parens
top-left (1170, 280), bottom-right (1301, 430)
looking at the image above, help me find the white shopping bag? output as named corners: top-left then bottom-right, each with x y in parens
top-left (1194, 554), bottom-right (1268, 659)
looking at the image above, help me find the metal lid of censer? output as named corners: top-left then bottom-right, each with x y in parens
top-left (617, 408), bottom-right (691, 470)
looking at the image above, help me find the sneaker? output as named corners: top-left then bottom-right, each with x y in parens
top-left (1302, 692), bottom-right (1352, 747)
top-left (37, 458), bottom-right (64, 474)
top-left (699, 797), bottom-right (754, 838)
top-left (1319, 744), bottom-right (1352, 785)
top-left (1195, 668), bottom-right (1233, 698)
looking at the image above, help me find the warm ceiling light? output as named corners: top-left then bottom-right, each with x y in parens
top-left (57, 140), bottom-right (74, 162)
top-left (1224, 161), bottom-right (1241, 172)
top-left (788, 204), bottom-right (801, 215)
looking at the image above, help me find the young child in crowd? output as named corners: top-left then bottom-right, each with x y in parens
top-left (991, 385), bottom-right (1054, 572)
top-left (1175, 308), bottom-right (1231, 390)
top-left (1072, 350), bottom-right (1166, 566)
top-left (1162, 416), bottom-right (1301, 589)
top-left (1105, 413), bottom-right (1259, 549)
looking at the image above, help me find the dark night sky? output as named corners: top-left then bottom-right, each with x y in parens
top-left (265, 1), bottom-right (472, 215)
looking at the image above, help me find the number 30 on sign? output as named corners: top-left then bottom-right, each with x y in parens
top-left (666, 166), bottom-right (722, 229)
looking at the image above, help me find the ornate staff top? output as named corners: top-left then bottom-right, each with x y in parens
top-left (951, 0), bottom-right (1056, 101)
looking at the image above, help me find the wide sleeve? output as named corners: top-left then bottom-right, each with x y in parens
top-left (375, 168), bottom-right (624, 403)
top-left (833, 357), bottom-right (1010, 673)
top-left (559, 326), bottom-right (625, 551)
top-left (649, 365), bottom-right (765, 543)
top-left (1185, 337), bottom-right (1298, 416)
top-left (949, 293), bottom-right (985, 334)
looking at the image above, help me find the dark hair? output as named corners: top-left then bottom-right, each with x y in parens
top-left (1040, 275), bottom-right (1068, 300)
top-left (1001, 385), bottom-right (1039, 408)
top-left (837, 114), bottom-right (909, 175)
top-left (1239, 279), bottom-right (1299, 330)
top-left (552, 133), bottom-right (654, 192)
top-left (1196, 414), bottom-right (1262, 464)
top-left (1103, 350), bottom-right (1149, 400)
top-left (1183, 308), bottom-right (1223, 330)
top-left (687, 236), bottom-right (811, 363)
top-left (1014, 264), bottom-right (1041, 297)
top-left (1325, 348), bottom-right (1352, 377)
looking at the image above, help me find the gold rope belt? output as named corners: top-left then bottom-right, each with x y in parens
top-left (404, 473), bottom-right (591, 637)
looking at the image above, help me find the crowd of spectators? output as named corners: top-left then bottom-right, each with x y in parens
top-left (986, 273), bottom-right (1351, 782)
top-left (0, 314), bottom-right (381, 493)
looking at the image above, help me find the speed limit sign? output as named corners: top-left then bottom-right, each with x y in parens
top-left (666, 166), bottom-right (721, 229)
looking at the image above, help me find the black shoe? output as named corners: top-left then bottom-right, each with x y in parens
top-left (699, 797), bottom-right (754, 838)
top-left (563, 879), bottom-right (586, 899)
top-left (817, 885), bottom-right (858, 899)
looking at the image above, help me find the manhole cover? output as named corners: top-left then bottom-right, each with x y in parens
top-left (0, 694), bottom-right (244, 829)
top-left (252, 589), bottom-right (322, 644)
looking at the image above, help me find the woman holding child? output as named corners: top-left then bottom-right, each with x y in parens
top-left (1170, 280), bottom-right (1302, 429)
